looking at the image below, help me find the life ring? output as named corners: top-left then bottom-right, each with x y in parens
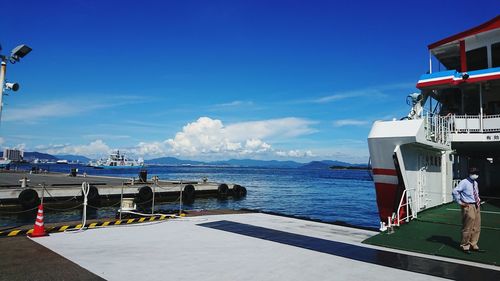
top-left (218, 184), bottom-right (229, 199)
top-left (232, 185), bottom-right (247, 198)
top-left (83, 185), bottom-right (101, 206)
top-left (182, 184), bottom-right (195, 204)
top-left (138, 186), bottom-right (153, 202)
top-left (18, 189), bottom-right (40, 209)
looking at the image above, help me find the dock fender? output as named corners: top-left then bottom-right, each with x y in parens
top-left (138, 186), bottom-right (153, 202)
top-left (218, 184), bottom-right (229, 199)
top-left (183, 184), bottom-right (195, 203)
top-left (232, 185), bottom-right (247, 198)
top-left (18, 189), bottom-right (40, 209)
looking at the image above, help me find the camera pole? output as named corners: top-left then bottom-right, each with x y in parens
top-left (0, 56), bottom-right (7, 122)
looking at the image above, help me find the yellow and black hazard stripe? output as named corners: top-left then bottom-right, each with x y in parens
top-left (0, 214), bottom-right (181, 238)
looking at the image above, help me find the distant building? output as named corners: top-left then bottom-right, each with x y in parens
top-left (3, 149), bottom-right (24, 162)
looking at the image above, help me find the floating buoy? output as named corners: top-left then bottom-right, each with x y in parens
top-left (183, 184), bottom-right (195, 204)
top-left (217, 184), bottom-right (229, 199)
top-left (18, 189), bottom-right (40, 210)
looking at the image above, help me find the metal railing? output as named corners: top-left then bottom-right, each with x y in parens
top-left (395, 188), bottom-right (417, 226)
top-left (452, 114), bottom-right (500, 133)
top-left (425, 114), bottom-right (451, 145)
top-left (425, 113), bottom-right (500, 144)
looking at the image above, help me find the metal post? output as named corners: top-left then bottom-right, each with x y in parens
top-left (406, 190), bottom-right (410, 222)
top-left (429, 50), bottom-right (432, 74)
top-left (119, 183), bottom-right (124, 220)
top-left (479, 83), bottom-right (483, 132)
top-left (179, 180), bottom-right (183, 215)
top-left (41, 182), bottom-right (45, 205)
top-left (0, 58), bottom-right (7, 122)
top-left (151, 176), bottom-right (157, 215)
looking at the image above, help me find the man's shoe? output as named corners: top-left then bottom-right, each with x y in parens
top-left (462, 249), bottom-right (471, 254)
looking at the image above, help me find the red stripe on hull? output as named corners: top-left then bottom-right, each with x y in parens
top-left (372, 168), bottom-right (397, 176)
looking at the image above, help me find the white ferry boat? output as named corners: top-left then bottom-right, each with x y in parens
top-left (368, 16), bottom-right (500, 229)
top-left (89, 150), bottom-right (144, 169)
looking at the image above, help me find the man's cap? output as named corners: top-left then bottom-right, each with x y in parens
top-left (469, 167), bottom-right (480, 174)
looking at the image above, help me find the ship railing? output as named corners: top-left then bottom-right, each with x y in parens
top-left (394, 188), bottom-right (417, 226)
top-left (424, 114), bottom-right (451, 145)
top-left (451, 114), bottom-right (500, 133)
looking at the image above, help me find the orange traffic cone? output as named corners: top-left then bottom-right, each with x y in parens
top-left (29, 204), bottom-right (48, 237)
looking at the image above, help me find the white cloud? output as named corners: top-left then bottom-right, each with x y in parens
top-left (276, 149), bottom-right (315, 158)
top-left (3, 102), bottom-right (86, 122)
top-left (132, 141), bottom-right (169, 156)
top-left (3, 95), bottom-right (146, 122)
top-left (308, 82), bottom-right (414, 104)
top-left (37, 140), bottom-right (111, 158)
top-left (214, 100), bottom-right (254, 107)
top-left (333, 119), bottom-right (369, 127)
top-left (165, 117), bottom-right (272, 156)
top-left (225, 117), bottom-right (316, 139)
top-left (29, 117), bottom-right (319, 160)
top-left (14, 143), bottom-right (27, 150)
top-left (130, 116), bottom-right (315, 158)
top-left (83, 134), bottom-right (131, 140)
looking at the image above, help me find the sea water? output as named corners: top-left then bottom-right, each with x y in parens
top-left (0, 165), bottom-right (379, 229)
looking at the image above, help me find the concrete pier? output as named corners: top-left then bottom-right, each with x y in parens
top-left (0, 171), bottom-right (246, 210)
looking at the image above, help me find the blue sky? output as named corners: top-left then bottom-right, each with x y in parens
top-left (0, 0), bottom-right (498, 163)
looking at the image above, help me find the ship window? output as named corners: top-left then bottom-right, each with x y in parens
top-left (492, 42), bottom-right (500, 67)
top-left (466, 47), bottom-right (487, 71)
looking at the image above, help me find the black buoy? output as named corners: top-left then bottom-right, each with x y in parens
top-left (182, 184), bottom-right (195, 204)
top-left (18, 189), bottom-right (40, 209)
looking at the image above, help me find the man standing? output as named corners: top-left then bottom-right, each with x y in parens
top-left (452, 167), bottom-right (484, 254)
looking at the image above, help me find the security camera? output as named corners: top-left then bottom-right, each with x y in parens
top-left (9, 44), bottom-right (32, 63)
top-left (5, 82), bottom-right (19, 91)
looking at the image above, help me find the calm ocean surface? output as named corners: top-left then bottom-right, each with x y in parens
top-left (0, 164), bottom-right (379, 229)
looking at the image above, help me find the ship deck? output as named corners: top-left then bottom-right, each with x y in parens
top-left (363, 201), bottom-right (500, 266)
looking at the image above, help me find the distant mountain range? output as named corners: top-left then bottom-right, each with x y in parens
top-left (1, 152), bottom-right (91, 163)
top-left (144, 157), bottom-right (204, 166)
top-left (20, 152), bottom-right (59, 162)
top-left (54, 154), bottom-right (92, 163)
top-left (6, 151), bottom-right (366, 169)
top-left (146, 157), bottom-right (366, 169)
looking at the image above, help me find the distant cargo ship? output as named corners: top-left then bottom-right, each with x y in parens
top-left (88, 151), bottom-right (144, 169)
